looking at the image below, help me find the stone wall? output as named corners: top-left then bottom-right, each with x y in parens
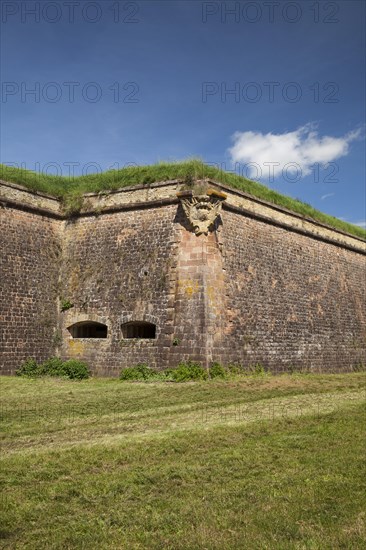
top-left (216, 208), bottom-right (366, 372)
top-left (59, 205), bottom-right (178, 376)
top-left (167, 207), bottom-right (226, 369)
top-left (0, 203), bottom-right (61, 374)
top-left (0, 178), bottom-right (365, 375)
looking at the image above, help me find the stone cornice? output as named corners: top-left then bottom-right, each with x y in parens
top-left (1, 178), bottom-right (365, 254)
top-left (0, 180), bottom-right (62, 218)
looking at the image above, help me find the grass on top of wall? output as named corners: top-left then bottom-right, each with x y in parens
top-left (1, 160), bottom-right (365, 239)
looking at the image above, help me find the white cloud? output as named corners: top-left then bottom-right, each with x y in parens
top-left (354, 220), bottom-right (366, 228)
top-left (320, 193), bottom-right (335, 200)
top-left (228, 124), bottom-right (362, 179)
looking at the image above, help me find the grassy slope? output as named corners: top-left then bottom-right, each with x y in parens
top-left (1, 160), bottom-right (365, 239)
top-left (1, 373), bottom-right (365, 549)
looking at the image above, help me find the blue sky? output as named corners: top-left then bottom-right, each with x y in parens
top-left (1, 0), bottom-right (365, 226)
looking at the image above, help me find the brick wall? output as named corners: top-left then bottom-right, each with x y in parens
top-left (0, 206), bottom-right (61, 374)
top-left (1, 180), bottom-right (365, 375)
top-left (216, 208), bottom-right (366, 372)
top-left (59, 205), bottom-right (178, 376)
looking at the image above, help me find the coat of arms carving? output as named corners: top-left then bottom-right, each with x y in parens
top-left (178, 190), bottom-right (226, 235)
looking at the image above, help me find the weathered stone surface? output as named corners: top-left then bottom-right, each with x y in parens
top-left (0, 180), bottom-right (62, 216)
top-left (213, 209), bottom-right (366, 372)
top-left (0, 208), bottom-right (61, 374)
top-left (0, 180), bottom-right (365, 375)
top-left (58, 205), bottom-right (178, 376)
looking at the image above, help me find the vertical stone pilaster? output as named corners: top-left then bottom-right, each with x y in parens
top-left (170, 194), bottom-right (226, 368)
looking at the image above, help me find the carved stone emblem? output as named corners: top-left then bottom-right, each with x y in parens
top-left (179, 190), bottom-right (226, 235)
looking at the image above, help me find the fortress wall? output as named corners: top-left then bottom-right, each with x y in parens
top-left (0, 204), bottom-right (61, 374)
top-left (1, 178), bottom-right (365, 375)
top-left (217, 208), bottom-right (366, 372)
top-left (59, 204), bottom-right (179, 376)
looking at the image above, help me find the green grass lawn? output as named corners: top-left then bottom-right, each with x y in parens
top-left (1, 160), bottom-right (365, 239)
top-left (1, 373), bottom-right (365, 549)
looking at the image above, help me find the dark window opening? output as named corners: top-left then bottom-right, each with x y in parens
top-left (68, 322), bottom-right (108, 339)
top-left (121, 321), bottom-right (156, 339)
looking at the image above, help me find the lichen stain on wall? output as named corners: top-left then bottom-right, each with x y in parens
top-left (177, 278), bottom-right (199, 298)
top-left (68, 340), bottom-right (85, 356)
